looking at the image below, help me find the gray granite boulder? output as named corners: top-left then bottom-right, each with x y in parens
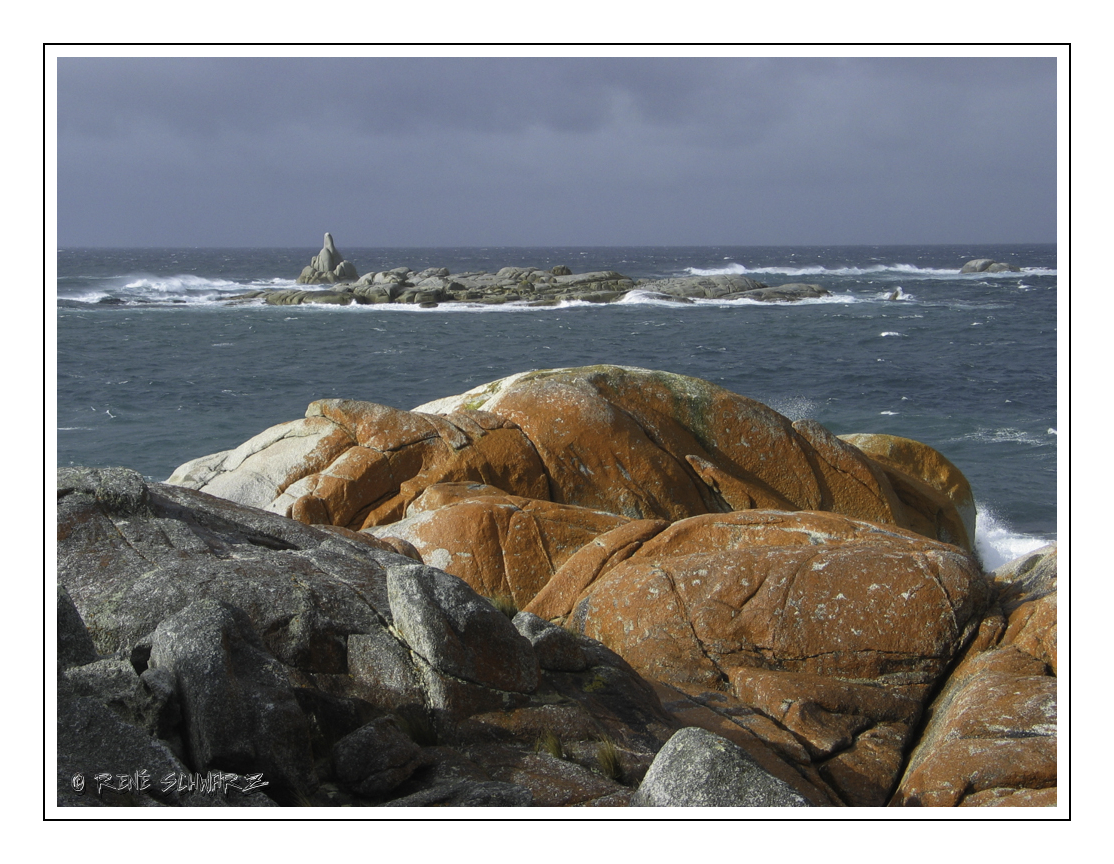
top-left (147, 598), bottom-right (316, 796)
top-left (56, 465), bottom-right (782, 807)
top-left (387, 562), bottom-right (539, 694)
top-left (630, 727), bottom-right (811, 807)
top-left (332, 716), bottom-right (423, 797)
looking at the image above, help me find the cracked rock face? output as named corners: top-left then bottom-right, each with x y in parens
top-left (568, 509), bottom-right (990, 806)
top-left (892, 545), bottom-right (1057, 806)
top-left (55, 467), bottom-right (692, 808)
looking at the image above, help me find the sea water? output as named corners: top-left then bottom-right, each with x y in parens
top-left (56, 244), bottom-right (1057, 570)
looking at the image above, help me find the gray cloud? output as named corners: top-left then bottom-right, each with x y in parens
top-left (56, 56), bottom-right (1057, 246)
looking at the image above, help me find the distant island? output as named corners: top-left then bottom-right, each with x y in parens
top-left (229, 232), bottom-right (830, 307)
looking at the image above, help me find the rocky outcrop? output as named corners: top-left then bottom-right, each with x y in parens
top-left (635, 274), bottom-right (828, 302)
top-left (891, 545), bottom-right (1057, 806)
top-left (960, 258), bottom-right (1022, 274)
top-left (56, 467), bottom-right (711, 807)
top-left (370, 485), bottom-right (632, 608)
top-left (61, 366), bottom-right (1055, 808)
top-left (234, 262), bottom-right (829, 306)
top-left (169, 367), bottom-right (972, 559)
top-left (296, 232), bottom-right (359, 284)
top-left (565, 509), bottom-right (989, 806)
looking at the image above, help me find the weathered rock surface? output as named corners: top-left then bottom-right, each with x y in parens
top-left (567, 509), bottom-right (990, 806)
top-left (146, 598), bottom-right (317, 797)
top-left (960, 258), bottom-right (1022, 274)
top-left (839, 432), bottom-right (976, 550)
top-left (387, 562), bottom-right (540, 695)
top-left (891, 545), bottom-right (1057, 807)
top-left (168, 368), bottom-right (974, 579)
top-left (631, 727), bottom-right (812, 806)
top-left (56, 467), bottom-right (695, 807)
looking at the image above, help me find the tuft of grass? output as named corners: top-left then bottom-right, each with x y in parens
top-left (488, 593), bottom-right (519, 620)
top-left (293, 789), bottom-right (317, 807)
top-left (534, 728), bottom-right (564, 760)
top-left (596, 734), bottom-right (622, 781)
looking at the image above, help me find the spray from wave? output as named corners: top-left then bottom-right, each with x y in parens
top-left (58, 273), bottom-right (299, 306)
top-left (974, 504), bottom-right (1053, 572)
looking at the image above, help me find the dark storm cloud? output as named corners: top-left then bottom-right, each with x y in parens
top-left (56, 55), bottom-right (1057, 246)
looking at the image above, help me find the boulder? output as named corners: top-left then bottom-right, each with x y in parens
top-left (960, 258), bottom-right (1022, 274)
top-left (146, 599), bottom-right (316, 797)
top-left (630, 727), bottom-right (811, 807)
top-left (169, 403), bottom-right (550, 531)
top-left (386, 562), bottom-right (539, 695)
top-left (569, 508), bottom-right (990, 806)
top-left (331, 716), bottom-right (422, 797)
top-left (891, 545), bottom-right (1057, 806)
top-left (732, 283), bottom-right (830, 302)
top-left (839, 433), bottom-right (976, 550)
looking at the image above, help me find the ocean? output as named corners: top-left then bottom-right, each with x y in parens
top-left (55, 244), bottom-right (1057, 571)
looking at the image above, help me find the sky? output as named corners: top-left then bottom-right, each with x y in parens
top-left (55, 54), bottom-right (1058, 247)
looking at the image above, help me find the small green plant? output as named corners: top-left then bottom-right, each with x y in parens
top-left (534, 728), bottom-right (564, 760)
top-left (488, 593), bottom-right (519, 620)
top-left (597, 734), bottom-right (622, 781)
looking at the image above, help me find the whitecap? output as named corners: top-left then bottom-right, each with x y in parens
top-left (879, 332), bottom-right (902, 337)
top-left (880, 411), bottom-right (899, 415)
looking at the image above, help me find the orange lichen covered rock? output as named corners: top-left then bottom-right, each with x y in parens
top-left (169, 367), bottom-right (975, 551)
top-left (892, 545), bottom-right (1056, 807)
top-left (369, 483), bottom-right (631, 607)
top-left (170, 400), bottom-right (549, 531)
top-left (840, 433), bottom-right (976, 550)
top-left (524, 518), bottom-right (670, 621)
top-left (567, 509), bottom-right (989, 805)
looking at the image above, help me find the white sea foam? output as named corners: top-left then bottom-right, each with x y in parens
top-left (879, 332), bottom-right (903, 337)
top-left (951, 427), bottom-right (1051, 447)
top-left (684, 263), bottom-right (1057, 280)
top-left (974, 504), bottom-right (1053, 572)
